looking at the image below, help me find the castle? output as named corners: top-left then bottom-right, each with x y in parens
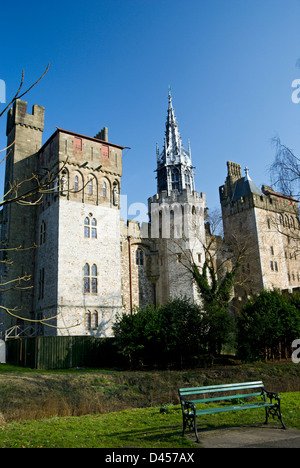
top-left (0, 92), bottom-right (299, 338)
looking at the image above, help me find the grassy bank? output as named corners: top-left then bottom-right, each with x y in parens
top-left (0, 361), bottom-right (299, 423)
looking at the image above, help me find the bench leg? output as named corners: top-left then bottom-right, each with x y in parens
top-left (182, 414), bottom-right (199, 443)
top-left (264, 404), bottom-right (287, 430)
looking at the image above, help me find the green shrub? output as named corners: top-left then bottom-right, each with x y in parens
top-left (236, 290), bottom-right (300, 362)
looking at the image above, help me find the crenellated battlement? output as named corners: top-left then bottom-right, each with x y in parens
top-left (6, 99), bottom-right (45, 136)
top-left (148, 188), bottom-right (206, 207)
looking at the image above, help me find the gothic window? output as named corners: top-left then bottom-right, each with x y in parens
top-left (171, 171), bottom-right (179, 190)
top-left (284, 215), bottom-right (289, 228)
top-left (84, 263), bottom-right (90, 293)
top-left (185, 174), bottom-right (191, 191)
top-left (136, 248), bottom-right (144, 266)
top-left (85, 310), bottom-right (91, 328)
top-left (91, 264), bottom-right (98, 293)
top-left (84, 216), bottom-right (97, 238)
top-left (38, 268), bottom-right (45, 299)
top-left (92, 311), bottom-right (99, 329)
top-left (74, 175), bottom-right (79, 192)
top-left (88, 178), bottom-right (93, 195)
top-left (60, 169), bottom-right (68, 194)
top-left (84, 217), bottom-right (90, 237)
top-left (103, 181), bottom-right (107, 198)
top-left (91, 218), bottom-right (97, 238)
top-left (40, 221), bottom-right (46, 245)
top-left (83, 263), bottom-right (98, 294)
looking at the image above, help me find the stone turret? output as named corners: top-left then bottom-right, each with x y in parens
top-left (156, 90), bottom-right (195, 195)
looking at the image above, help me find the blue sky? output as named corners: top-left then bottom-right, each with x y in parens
top-left (1, 0), bottom-right (300, 222)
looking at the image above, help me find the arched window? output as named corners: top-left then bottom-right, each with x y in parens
top-left (74, 175), bottom-right (79, 192)
top-left (84, 216), bottom-right (97, 238)
top-left (84, 263), bottom-right (90, 293)
top-left (85, 310), bottom-right (91, 328)
top-left (83, 263), bottom-right (98, 294)
top-left (61, 169), bottom-right (68, 194)
top-left (91, 218), bottom-right (97, 238)
top-left (136, 248), bottom-right (144, 266)
top-left (103, 181), bottom-right (107, 198)
top-left (40, 221), bottom-right (46, 245)
top-left (92, 311), bottom-right (98, 329)
top-left (91, 264), bottom-right (98, 293)
top-left (84, 217), bottom-right (90, 237)
top-left (88, 178), bottom-right (93, 195)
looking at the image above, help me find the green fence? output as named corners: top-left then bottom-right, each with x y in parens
top-left (6, 336), bottom-right (122, 369)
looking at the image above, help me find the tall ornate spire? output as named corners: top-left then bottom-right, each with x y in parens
top-left (156, 90), bottom-right (195, 195)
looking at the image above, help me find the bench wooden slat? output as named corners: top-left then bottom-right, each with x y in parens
top-left (188, 391), bottom-right (262, 404)
top-left (179, 380), bottom-right (263, 392)
top-left (196, 401), bottom-right (274, 416)
top-left (179, 382), bottom-right (263, 396)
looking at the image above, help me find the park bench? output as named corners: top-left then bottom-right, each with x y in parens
top-left (179, 381), bottom-right (286, 443)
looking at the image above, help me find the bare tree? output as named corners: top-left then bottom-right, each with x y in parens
top-left (270, 136), bottom-right (300, 200)
top-left (268, 136), bottom-right (300, 256)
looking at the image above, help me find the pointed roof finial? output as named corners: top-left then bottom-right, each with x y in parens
top-left (245, 166), bottom-right (250, 180)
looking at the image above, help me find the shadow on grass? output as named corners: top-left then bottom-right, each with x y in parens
top-left (95, 423), bottom-right (196, 448)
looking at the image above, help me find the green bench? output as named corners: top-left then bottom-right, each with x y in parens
top-left (179, 381), bottom-right (286, 443)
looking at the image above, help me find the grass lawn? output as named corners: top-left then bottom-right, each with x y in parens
top-left (0, 392), bottom-right (299, 448)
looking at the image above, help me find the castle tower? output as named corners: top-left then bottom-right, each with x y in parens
top-left (1, 100), bottom-right (45, 330)
top-left (219, 161), bottom-right (300, 306)
top-left (148, 91), bottom-right (207, 305)
top-left (1, 99), bottom-right (125, 338)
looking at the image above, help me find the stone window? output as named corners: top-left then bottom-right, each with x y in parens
top-left (136, 248), bottom-right (144, 266)
top-left (84, 263), bottom-right (90, 293)
top-left (84, 216), bottom-right (97, 238)
top-left (103, 181), bottom-right (107, 198)
top-left (270, 261), bottom-right (274, 271)
top-left (60, 169), bottom-right (68, 194)
top-left (92, 311), bottom-right (98, 329)
top-left (171, 170), bottom-right (179, 190)
top-left (270, 246), bottom-right (274, 255)
top-left (83, 263), bottom-right (98, 294)
top-left (85, 310), bottom-right (91, 328)
top-left (38, 268), bottom-right (45, 299)
top-left (91, 264), bottom-right (98, 293)
top-left (74, 175), bottom-right (79, 192)
top-left (88, 178), bottom-right (93, 195)
top-left (91, 218), bottom-right (97, 238)
top-left (40, 221), bottom-right (46, 245)
top-left (84, 217), bottom-right (90, 237)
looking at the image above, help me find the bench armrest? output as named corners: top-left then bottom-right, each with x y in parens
top-left (180, 397), bottom-right (196, 415)
top-left (262, 388), bottom-right (281, 404)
